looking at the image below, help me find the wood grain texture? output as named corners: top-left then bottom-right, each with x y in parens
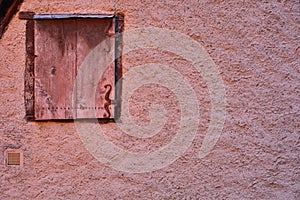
top-left (34, 19), bottom-right (115, 120)
top-left (24, 20), bottom-right (35, 119)
top-left (34, 20), bottom-right (77, 120)
top-left (76, 19), bottom-right (115, 119)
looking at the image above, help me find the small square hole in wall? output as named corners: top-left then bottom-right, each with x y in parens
top-left (5, 149), bottom-right (23, 167)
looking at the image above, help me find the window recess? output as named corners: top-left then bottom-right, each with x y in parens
top-left (19, 12), bottom-right (123, 121)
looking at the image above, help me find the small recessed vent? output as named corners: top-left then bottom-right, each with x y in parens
top-left (7, 152), bottom-right (20, 165)
top-left (5, 149), bottom-right (23, 167)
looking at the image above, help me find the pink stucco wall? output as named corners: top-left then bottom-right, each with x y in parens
top-left (0, 0), bottom-right (299, 199)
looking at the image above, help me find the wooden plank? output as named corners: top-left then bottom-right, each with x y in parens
top-left (75, 19), bottom-right (115, 119)
top-left (24, 20), bottom-right (35, 119)
top-left (34, 20), bottom-right (77, 120)
top-left (19, 11), bottom-right (35, 20)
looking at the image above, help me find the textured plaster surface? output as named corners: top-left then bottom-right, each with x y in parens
top-left (0, 0), bottom-right (299, 199)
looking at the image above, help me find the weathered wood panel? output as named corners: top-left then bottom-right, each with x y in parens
top-left (34, 20), bottom-right (77, 120)
top-left (34, 18), bottom-right (116, 120)
top-left (75, 19), bottom-right (115, 119)
top-left (24, 20), bottom-right (35, 119)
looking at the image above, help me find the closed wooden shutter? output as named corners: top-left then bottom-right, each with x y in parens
top-left (34, 19), bottom-right (115, 120)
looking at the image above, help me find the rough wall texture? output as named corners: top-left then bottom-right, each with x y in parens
top-left (0, 0), bottom-right (299, 199)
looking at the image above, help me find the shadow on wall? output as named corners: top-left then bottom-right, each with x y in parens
top-left (0, 0), bottom-right (23, 39)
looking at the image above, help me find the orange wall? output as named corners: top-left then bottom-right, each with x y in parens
top-left (0, 0), bottom-right (299, 199)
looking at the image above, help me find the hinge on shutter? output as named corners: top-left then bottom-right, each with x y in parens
top-left (103, 84), bottom-right (117, 118)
